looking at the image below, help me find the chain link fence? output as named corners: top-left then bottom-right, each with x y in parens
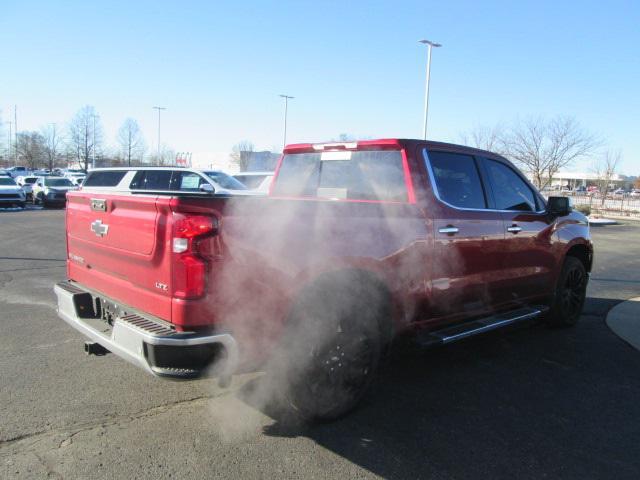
top-left (548, 193), bottom-right (640, 218)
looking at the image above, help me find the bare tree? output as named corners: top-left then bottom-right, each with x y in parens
top-left (117, 118), bottom-right (146, 166)
top-left (501, 116), bottom-right (601, 189)
top-left (41, 124), bottom-right (63, 171)
top-left (67, 105), bottom-right (103, 171)
top-left (149, 145), bottom-right (175, 166)
top-left (16, 132), bottom-right (46, 169)
top-left (230, 140), bottom-right (254, 171)
top-left (459, 124), bottom-right (505, 152)
top-left (593, 149), bottom-right (621, 205)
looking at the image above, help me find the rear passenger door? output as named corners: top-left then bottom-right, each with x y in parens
top-left (480, 158), bottom-right (556, 304)
top-left (424, 150), bottom-right (505, 320)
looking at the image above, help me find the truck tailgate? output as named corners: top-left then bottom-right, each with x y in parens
top-left (66, 192), bottom-right (174, 321)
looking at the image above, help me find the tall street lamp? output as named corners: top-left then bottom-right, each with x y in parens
top-left (279, 94), bottom-right (294, 150)
top-left (419, 39), bottom-right (442, 140)
top-left (153, 106), bottom-right (167, 157)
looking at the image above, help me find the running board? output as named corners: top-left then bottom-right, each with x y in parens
top-left (416, 306), bottom-right (547, 348)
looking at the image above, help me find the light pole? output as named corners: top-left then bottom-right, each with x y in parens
top-left (14, 105), bottom-right (18, 165)
top-left (279, 94), bottom-right (294, 150)
top-left (7, 121), bottom-right (12, 163)
top-left (153, 106), bottom-right (166, 158)
top-left (419, 39), bottom-right (442, 140)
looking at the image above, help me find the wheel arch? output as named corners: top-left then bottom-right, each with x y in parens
top-left (565, 242), bottom-right (593, 273)
top-left (290, 267), bottom-right (397, 347)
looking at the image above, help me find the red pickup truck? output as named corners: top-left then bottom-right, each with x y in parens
top-left (55, 139), bottom-right (592, 420)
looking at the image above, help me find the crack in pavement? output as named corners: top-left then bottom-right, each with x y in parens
top-left (0, 392), bottom-right (231, 455)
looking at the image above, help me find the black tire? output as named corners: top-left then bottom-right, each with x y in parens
top-left (546, 256), bottom-right (588, 327)
top-left (280, 273), bottom-right (387, 422)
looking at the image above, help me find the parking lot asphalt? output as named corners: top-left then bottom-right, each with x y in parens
top-left (1, 209), bottom-right (639, 479)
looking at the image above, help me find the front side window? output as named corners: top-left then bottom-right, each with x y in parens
top-left (426, 151), bottom-right (487, 209)
top-left (272, 150), bottom-right (408, 202)
top-left (171, 171), bottom-right (207, 191)
top-left (485, 160), bottom-right (538, 212)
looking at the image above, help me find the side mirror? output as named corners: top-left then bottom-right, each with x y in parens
top-left (547, 196), bottom-right (572, 217)
top-left (199, 183), bottom-right (215, 194)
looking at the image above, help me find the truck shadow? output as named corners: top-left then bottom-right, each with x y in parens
top-left (238, 297), bottom-right (640, 479)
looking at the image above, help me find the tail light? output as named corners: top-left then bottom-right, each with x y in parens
top-left (172, 214), bottom-right (218, 299)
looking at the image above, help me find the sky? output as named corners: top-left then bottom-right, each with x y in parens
top-left (1, 0), bottom-right (639, 173)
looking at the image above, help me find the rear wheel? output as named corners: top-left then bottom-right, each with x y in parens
top-left (280, 274), bottom-right (387, 422)
top-left (546, 256), bottom-right (588, 327)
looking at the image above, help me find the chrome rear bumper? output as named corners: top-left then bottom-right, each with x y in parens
top-left (54, 281), bottom-right (238, 384)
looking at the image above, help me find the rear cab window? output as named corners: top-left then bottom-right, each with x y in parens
top-left (272, 150), bottom-right (410, 203)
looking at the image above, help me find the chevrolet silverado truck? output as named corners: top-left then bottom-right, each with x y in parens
top-left (55, 139), bottom-right (592, 421)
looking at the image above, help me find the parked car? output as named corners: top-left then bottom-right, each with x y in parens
top-left (31, 176), bottom-right (78, 207)
top-left (0, 176), bottom-right (26, 208)
top-left (5, 166), bottom-right (29, 178)
top-left (55, 139), bottom-right (592, 421)
top-left (575, 186), bottom-right (587, 194)
top-left (232, 171), bottom-right (275, 194)
top-left (72, 167), bottom-right (255, 196)
top-left (15, 175), bottom-right (39, 200)
top-left (630, 189), bottom-right (640, 198)
top-left (64, 173), bottom-right (86, 186)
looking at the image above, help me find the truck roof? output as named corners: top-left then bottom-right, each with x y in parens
top-left (283, 138), bottom-right (506, 161)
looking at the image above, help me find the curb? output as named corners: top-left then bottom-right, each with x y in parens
top-left (606, 297), bottom-right (640, 352)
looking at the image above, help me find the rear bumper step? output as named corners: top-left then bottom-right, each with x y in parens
top-left (416, 306), bottom-right (547, 347)
top-left (54, 281), bottom-right (238, 383)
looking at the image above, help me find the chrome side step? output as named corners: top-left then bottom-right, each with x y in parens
top-left (417, 306), bottom-right (546, 348)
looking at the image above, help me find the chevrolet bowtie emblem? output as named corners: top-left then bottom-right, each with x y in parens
top-left (91, 220), bottom-right (109, 238)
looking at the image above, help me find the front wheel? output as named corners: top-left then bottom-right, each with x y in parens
top-left (546, 256), bottom-right (588, 327)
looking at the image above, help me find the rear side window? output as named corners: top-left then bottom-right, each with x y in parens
top-left (83, 171), bottom-right (126, 187)
top-left (426, 151), bottom-right (487, 209)
top-left (485, 160), bottom-right (538, 212)
top-left (130, 170), bottom-right (173, 190)
top-left (272, 150), bottom-right (408, 202)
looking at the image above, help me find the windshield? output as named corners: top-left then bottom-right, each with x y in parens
top-left (272, 150), bottom-right (409, 202)
top-left (45, 178), bottom-right (74, 187)
top-left (24, 178), bottom-right (38, 184)
top-left (203, 171), bottom-right (247, 190)
top-left (0, 178), bottom-right (17, 186)
top-left (234, 174), bottom-right (269, 189)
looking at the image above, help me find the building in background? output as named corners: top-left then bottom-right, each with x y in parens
top-left (527, 171), bottom-right (638, 190)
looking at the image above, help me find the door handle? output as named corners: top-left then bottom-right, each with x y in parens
top-left (507, 225), bottom-right (522, 233)
top-left (438, 226), bottom-right (459, 235)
